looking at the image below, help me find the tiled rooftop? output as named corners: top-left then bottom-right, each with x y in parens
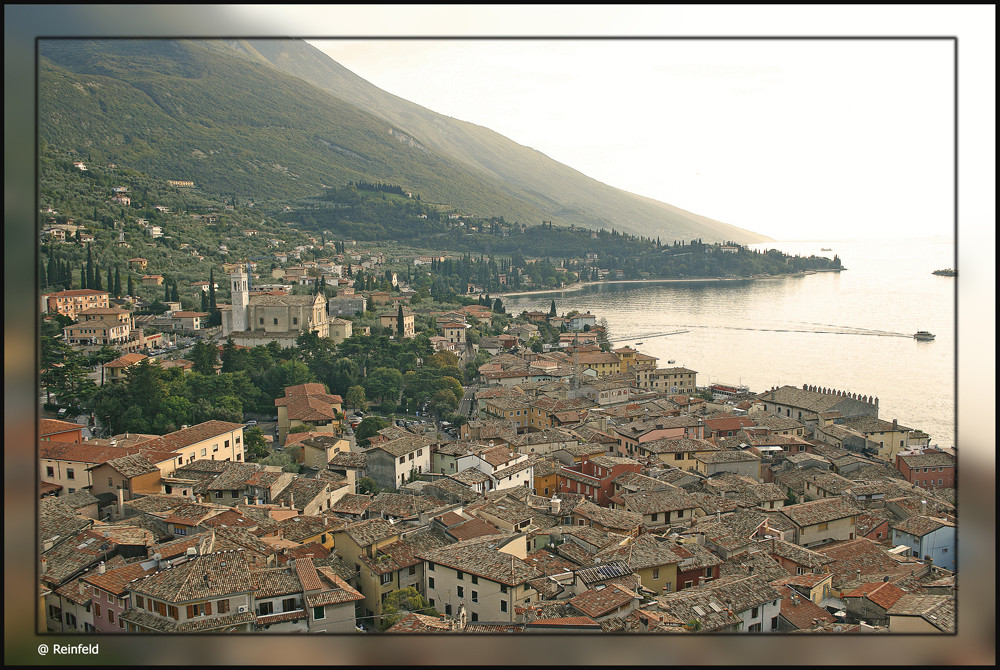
top-left (417, 535), bottom-right (543, 586)
top-left (128, 550), bottom-right (255, 602)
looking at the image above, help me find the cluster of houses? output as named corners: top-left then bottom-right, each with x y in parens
top-left (39, 371), bottom-right (955, 634)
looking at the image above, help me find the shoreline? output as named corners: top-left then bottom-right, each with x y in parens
top-left (496, 276), bottom-right (755, 298)
top-left (496, 269), bottom-right (845, 298)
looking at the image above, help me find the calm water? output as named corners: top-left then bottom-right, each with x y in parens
top-left (502, 237), bottom-right (956, 447)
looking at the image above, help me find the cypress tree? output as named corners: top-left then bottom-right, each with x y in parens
top-left (209, 268), bottom-right (217, 311)
top-left (40, 259), bottom-right (47, 289)
top-left (201, 290), bottom-right (209, 312)
top-left (127, 273), bottom-right (134, 297)
top-left (107, 267), bottom-right (113, 294)
top-left (114, 267), bottom-right (121, 297)
top-left (171, 281), bottom-right (179, 303)
top-left (80, 265), bottom-right (86, 289)
top-left (86, 245), bottom-right (94, 289)
top-left (94, 267), bottom-right (103, 290)
top-left (164, 280), bottom-right (171, 302)
top-left (397, 305), bottom-right (405, 338)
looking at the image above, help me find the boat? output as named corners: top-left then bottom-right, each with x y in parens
top-left (913, 331), bottom-right (936, 341)
top-left (667, 359), bottom-right (676, 364)
top-left (820, 247), bottom-right (832, 251)
top-left (635, 341), bottom-right (644, 346)
top-left (932, 269), bottom-right (957, 276)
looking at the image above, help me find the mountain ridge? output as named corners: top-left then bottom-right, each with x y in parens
top-left (38, 38), bottom-right (770, 245)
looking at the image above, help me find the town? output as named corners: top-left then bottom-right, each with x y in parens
top-left (40, 256), bottom-right (956, 634)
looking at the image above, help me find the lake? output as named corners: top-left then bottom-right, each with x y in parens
top-left (501, 237), bottom-right (956, 447)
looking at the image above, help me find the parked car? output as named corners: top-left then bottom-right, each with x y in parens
top-left (244, 420), bottom-right (258, 427)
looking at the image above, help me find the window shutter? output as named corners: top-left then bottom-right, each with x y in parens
top-left (187, 605), bottom-right (195, 619)
top-left (205, 601), bottom-right (212, 616)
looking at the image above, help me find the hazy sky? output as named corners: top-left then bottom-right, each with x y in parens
top-left (226, 5), bottom-right (989, 245)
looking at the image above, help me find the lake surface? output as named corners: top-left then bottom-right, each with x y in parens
top-left (502, 237), bottom-right (956, 447)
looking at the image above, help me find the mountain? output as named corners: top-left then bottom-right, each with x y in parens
top-left (39, 39), bottom-right (769, 245)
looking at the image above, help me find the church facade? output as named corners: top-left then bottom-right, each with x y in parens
top-left (221, 267), bottom-right (340, 348)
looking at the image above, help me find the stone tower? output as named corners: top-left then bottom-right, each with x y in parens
top-left (230, 266), bottom-right (249, 333)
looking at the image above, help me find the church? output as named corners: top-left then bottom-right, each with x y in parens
top-left (220, 267), bottom-right (351, 348)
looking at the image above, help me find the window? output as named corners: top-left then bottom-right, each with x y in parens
top-left (751, 607), bottom-right (759, 618)
top-left (457, 586), bottom-right (464, 598)
top-left (313, 606), bottom-right (325, 620)
top-left (500, 584), bottom-right (508, 594)
top-left (217, 600), bottom-right (231, 614)
top-left (445, 604), bottom-right (452, 615)
top-left (108, 610), bottom-right (115, 624)
top-left (66, 612), bottom-right (77, 628)
top-left (273, 318), bottom-right (279, 325)
top-left (399, 456), bottom-right (405, 464)
top-left (471, 590), bottom-right (478, 603)
top-left (215, 491), bottom-right (224, 499)
top-left (684, 580), bottom-right (693, 589)
top-left (652, 569), bottom-right (659, 580)
top-left (651, 513), bottom-right (659, 522)
top-left (259, 318), bottom-right (264, 325)
top-left (471, 612), bottom-right (479, 621)
top-left (200, 448), bottom-right (207, 456)
top-left (259, 602), bottom-right (274, 616)
top-left (380, 572), bottom-right (393, 585)
top-left (108, 477), bottom-right (114, 486)
top-left (428, 577), bottom-right (435, 589)
top-left (408, 565), bottom-right (416, 576)
top-left (67, 468), bottom-right (75, 480)
top-left (817, 522), bottom-right (828, 531)
top-left (428, 562), bottom-right (434, 571)
top-left (471, 575), bottom-right (478, 585)
top-left (457, 571), bottom-right (464, 581)
top-left (135, 595), bottom-right (144, 609)
top-left (168, 605), bottom-right (179, 620)
top-left (500, 600), bottom-right (508, 613)
top-left (293, 317), bottom-right (298, 325)
top-left (749, 622), bottom-right (762, 632)
top-left (409, 452), bottom-right (414, 461)
top-left (46, 466), bottom-right (55, 477)
top-left (429, 599), bottom-right (435, 607)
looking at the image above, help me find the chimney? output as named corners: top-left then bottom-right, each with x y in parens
top-left (920, 499), bottom-right (927, 516)
top-left (892, 419), bottom-right (898, 430)
top-left (98, 561), bottom-right (106, 574)
top-left (791, 595), bottom-right (800, 605)
top-left (290, 492), bottom-right (295, 510)
top-left (41, 557), bottom-right (48, 575)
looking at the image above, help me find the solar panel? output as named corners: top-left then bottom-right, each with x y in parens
top-left (692, 606), bottom-right (705, 616)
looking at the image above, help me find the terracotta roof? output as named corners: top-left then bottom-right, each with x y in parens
top-left (842, 581), bottom-right (907, 610)
top-left (775, 585), bottom-right (836, 629)
top-left (570, 583), bottom-right (637, 618)
top-left (104, 353), bottom-right (148, 369)
top-left (891, 515), bottom-right (954, 537)
top-left (40, 418), bottom-right (85, 436)
top-left (886, 594), bottom-right (955, 633)
top-left (341, 518), bottom-right (399, 548)
top-left (386, 612), bottom-right (453, 633)
top-left (779, 497), bottom-right (860, 528)
top-left (128, 550), bottom-right (254, 602)
top-left (445, 517), bottom-right (503, 541)
top-left (330, 494), bottom-right (373, 516)
top-left (621, 489), bottom-right (702, 515)
top-left (83, 560), bottom-right (157, 597)
top-left (417, 535), bottom-right (543, 586)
